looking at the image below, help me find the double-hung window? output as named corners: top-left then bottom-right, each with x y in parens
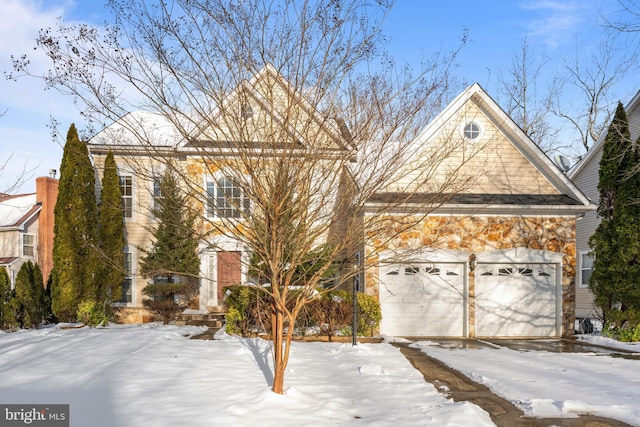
top-left (153, 176), bottom-right (163, 216)
top-left (119, 175), bottom-right (133, 218)
top-left (117, 252), bottom-right (133, 304)
top-left (22, 234), bottom-right (35, 257)
top-left (207, 176), bottom-right (249, 219)
top-left (579, 251), bottom-right (594, 288)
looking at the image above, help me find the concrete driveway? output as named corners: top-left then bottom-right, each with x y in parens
top-left (392, 338), bottom-right (635, 427)
top-left (410, 337), bottom-right (640, 360)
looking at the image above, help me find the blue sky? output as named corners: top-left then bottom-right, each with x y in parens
top-left (0, 0), bottom-right (637, 192)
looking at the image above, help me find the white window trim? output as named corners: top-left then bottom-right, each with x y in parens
top-left (113, 247), bottom-right (136, 307)
top-left (204, 172), bottom-right (250, 220)
top-left (117, 164), bottom-right (137, 222)
top-left (578, 250), bottom-right (593, 288)
top-left (22, 233), bottom-right (35, 258)
top-left (151, 174), bottom-right (163, 219)
top-left (461, 120), bottom-right (484, 141)
top-left (149, 165), bottom-right (167, 220)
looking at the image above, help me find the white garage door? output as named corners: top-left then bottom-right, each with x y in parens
top-left (475, 263), bottom-right (558, 337)
top-left (379, 263), bottom-right (466, 336)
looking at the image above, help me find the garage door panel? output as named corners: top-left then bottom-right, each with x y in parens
top-left (379, 263), bottom-right (465, 337)
top-left (476, 264), bottom-right (557, 337)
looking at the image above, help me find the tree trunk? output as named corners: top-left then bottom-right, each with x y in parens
top-left (271, 302), bottom-right (286, 394)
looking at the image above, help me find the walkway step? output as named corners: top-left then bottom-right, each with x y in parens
top-left (191, 327), bottom-right (221, 340)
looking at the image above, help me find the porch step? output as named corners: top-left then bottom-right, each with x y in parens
top-left (176, 310), bottom-right (226, 340)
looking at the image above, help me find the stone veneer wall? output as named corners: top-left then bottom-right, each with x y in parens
top-left (365, 215), bottom-right (577, 337)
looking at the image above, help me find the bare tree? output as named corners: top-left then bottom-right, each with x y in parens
top-left (604, 0), bottom-right (640, 33)
top-left (555, 35), bottom-right (636, 152)
top-left (498, 37), bottom-right (562, 154)
top-left (11, 0), bottom-right (475, 394)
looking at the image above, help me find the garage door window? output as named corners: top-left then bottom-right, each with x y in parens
top-left (498, 267), bottom-right (513, 276)
top-left (518, 268), bottom-right (533, 276)
top-left (425, 267), bottom-right (440, 275)
top-left (538, 269), bottom-right (552, 277)
top-left (478, 265), bottom-right (553, 278)
top-left (405, 267), bottom-right (420, 275)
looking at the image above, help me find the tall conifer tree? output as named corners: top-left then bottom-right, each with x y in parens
top-left (589, 102), bottom-right (640, 321)
top-left (52, 124), bottom-right (99, 321)
top-left (14, 261), bottom-right (45, 328)
top-left (0, 267), bottom-right (16, 330)
top-left (139, 166), bottom-right (200, 323)
top-left (97, 151), bottom-right (126, 304)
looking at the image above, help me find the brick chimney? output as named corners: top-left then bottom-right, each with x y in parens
top-left (36, 176), bottom-right (59, 285)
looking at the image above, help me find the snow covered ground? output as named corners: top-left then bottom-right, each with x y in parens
top-left (1, 324), bottom-right (639, 426)
top-left (413, 336), bottom-right (640, 426)
top-left (0, 324), bottom-right (491, 427)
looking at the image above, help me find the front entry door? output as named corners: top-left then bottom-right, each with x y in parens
top-left (217, 251), bottom-right (241, 301)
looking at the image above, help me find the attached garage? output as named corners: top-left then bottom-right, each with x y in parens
top-left (376, 249), bottom-right (563, 338)
top-left (379, 262), bottom-right (466, 336)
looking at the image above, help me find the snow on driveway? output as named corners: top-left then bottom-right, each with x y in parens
top-left (0, 324), bottom-right (492, 427)
top-left (413, 337), bottom-right (640, 426)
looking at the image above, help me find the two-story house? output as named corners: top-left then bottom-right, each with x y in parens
top-left (87, 65), bottom-right (352, 323)
top-left (87, 66), bottom-right (594, 338)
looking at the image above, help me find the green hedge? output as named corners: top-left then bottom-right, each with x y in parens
top-left (223, 286), bottom-right (381, 339)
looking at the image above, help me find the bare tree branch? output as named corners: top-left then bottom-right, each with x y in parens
top-left (555, 35), bottom-right (636, 152)
top-left (498, 36), bottom-right (563, 155)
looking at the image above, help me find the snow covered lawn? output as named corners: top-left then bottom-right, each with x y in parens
top-left (413, 337), bottom-right (640, 426)
top-left (0, 324), bottom-right (491, 426)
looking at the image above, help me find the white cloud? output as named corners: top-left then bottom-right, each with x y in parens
top-left (520, 0), bottom-right (596, 48)
top-left (0, 0), bottom-right (67, 55)
top-left (0, 0), bottom-right (80, 192)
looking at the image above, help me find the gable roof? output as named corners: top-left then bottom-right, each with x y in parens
top-left (88, 111), bottom-right (188, 152)
top-left (0, 193), bottom-right (40, 229)
top-left (569, 89), bottom-right (640, 180)
top-left (183, 64), bottom-right (352, 152)
top-left (89, 65), bottom-right (351, 156)
top-left (368, 83), bottom-right (593, 214)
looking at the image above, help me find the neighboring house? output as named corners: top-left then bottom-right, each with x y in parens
top-left (87, 65), bottom-right (352, 323)
top-left (0, 176), bottom-right (58, 287)
top-left (569, 90), bottom-right (640, 321)
top-left (364, 84), bottom-right (594, 338)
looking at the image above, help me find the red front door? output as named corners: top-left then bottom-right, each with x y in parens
top-left (217, 251), bottom-right (241, 301)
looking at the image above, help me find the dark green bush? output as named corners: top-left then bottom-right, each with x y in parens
top-left (142, 281), bottom-right (197, 324)
top-left (224, 286), bottom-right (381, 338)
